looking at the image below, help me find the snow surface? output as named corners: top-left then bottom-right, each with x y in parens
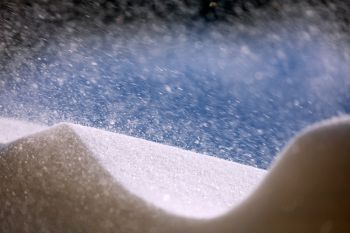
top-left (71, 123), bottom-right (264, 218)
top-left (1, 117), bottom-right (350, 233)
top-left (0, 118), bottom-right (264, 219)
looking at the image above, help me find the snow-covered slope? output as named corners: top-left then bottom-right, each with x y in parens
top-left (72, 123), bottom-right (264, 218)
top-left (0, 118), bottom-right (264, 232)
top-left (1, 117), bottom-right (349, 233)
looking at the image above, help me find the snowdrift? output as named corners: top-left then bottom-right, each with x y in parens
top-left (0, 117), bottom-right (349, 233)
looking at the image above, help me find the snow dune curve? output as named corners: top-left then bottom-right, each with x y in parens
top-left (0, 118), bottom-right (263, 232)
top-left (1, 117), bottom-right (350, 233)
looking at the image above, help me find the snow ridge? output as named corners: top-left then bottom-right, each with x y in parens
top-left (1, 117), bottom-right (350, 233)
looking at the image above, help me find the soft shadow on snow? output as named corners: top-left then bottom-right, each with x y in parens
top-left (1, 117), bottom-right (350, 232)
top-left (0, 118), bottom-right (265, 219)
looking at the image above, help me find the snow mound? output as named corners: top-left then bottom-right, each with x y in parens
top-left (0, 118), bottom-right (264, 232)
top-left (71, 123), bottom-right (264, 218)
top-left (1, 117), bottom-right (350, 233)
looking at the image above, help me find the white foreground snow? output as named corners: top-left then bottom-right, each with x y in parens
top-left (1, 117), bottom-right (350, 233)
top-left (0, 118), bottom-right (264, 219)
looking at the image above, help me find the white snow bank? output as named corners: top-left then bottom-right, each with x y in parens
top-left (1, 117), bottom-right (350, 233)
top-left (0, 119), bottom-right (264, 219)
top-left (71, 123), bottom-right (264, 218)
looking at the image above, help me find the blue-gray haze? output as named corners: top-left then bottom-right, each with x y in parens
top-left (1, 2), bottom-right (350, 169)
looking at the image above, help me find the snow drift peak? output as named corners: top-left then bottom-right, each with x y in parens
top-left (0, 122), bottom-right (185, 233)
top-left (2, 117), bottom-right (348, 233)
top-left (0, 118), bottom-right (264, 233)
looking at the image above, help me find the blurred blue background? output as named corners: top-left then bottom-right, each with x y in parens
top-left (1, 19), bottom-right (350, 169)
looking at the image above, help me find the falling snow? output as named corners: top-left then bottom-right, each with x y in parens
top-left (1, 1), bottom-right (350, 169)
